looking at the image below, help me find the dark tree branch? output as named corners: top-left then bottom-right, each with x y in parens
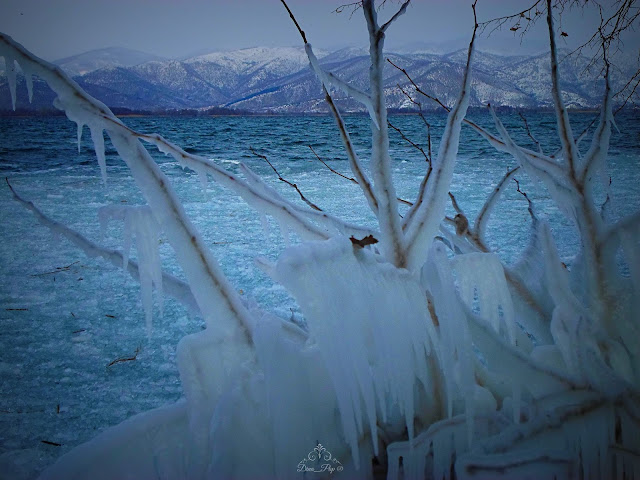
top-left (396, 83), bottom-right (432, 160)
top-left (388, 120), bottom-right (430, 163)
top-left (518, 112), bottom-right (543, 154)
top-left (309, 145), bottom-right (358, 185)
top-left (249, 146), bottom-right (323, 211)
top-left (279, 0), bottom-right (307, 43)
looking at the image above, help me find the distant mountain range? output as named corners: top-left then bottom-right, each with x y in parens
top-left (0, 45), bottom-right (633, 114)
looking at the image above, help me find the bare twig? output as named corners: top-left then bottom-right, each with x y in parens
top-left (518, 112), bottom-right (543, 154)
top-left (396, 83), bottom-right (432, 160)
top-left (334, 1), bottom-right (362, 16)
top-left (387, 58), bottom-right (450, 112)
top-left (249, 147), bottom-right (322, 211)
top-left (309, 145), bottom-right (358, 184)
top-left (41, 440), bottom-right (62, 447)
top-left (107, 346), bottom-right (140, 368)
top-left (31, 261), bottom-right (79, 277)
top-left (322, 87), bottom-right (380, 213)
top-left (514, 177), bottom-right (537, 221)
top-left (388, 120), bottom-right (429, 162)
top-left (279, 0), bottom-right (307, 43)
top-left (310, 145), bottom-right (412, 207)
top-left (476, 0), bottom-right (545, 38)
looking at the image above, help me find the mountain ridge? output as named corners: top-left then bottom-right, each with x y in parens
top-left (0, 45), bottom-right (633, 113)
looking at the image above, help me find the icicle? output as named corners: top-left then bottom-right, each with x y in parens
top-left (278, 219), bottom-right (291, 247)
top-left (196, 167), bottom-right (208, 196)
top-left (512, 383), bottom-right (521, 424)
top-left (260, 213), bottom-right (270, 237)
top-left (273, 237), bottom-right (434, 467)
top-left (5, 54), bottom-right (17, 110)
top-left (122, 213), bottom-right (133, 269)
top-left (100, 205), bottom-right (163, 334)
top-left (97, 207), bottom-right (109, 240)
top-left (432, 428), bottom-right (454, 480)
top-left (452, 252), bottom-right (516, 345)
top-left (20, 62), bottom-right (34, 103)
top-left (76, 123), bottom-right (84, 153)
top-left (90, 126), bottom-right (107, 185)
top-left (135, 209), bottom-right (163, 333)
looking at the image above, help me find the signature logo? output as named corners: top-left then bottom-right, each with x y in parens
top-left (297, 443), bottom-right (343, 474)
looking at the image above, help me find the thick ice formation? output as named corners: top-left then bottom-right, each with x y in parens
top-left (274, 237), bottom-right (435, 463)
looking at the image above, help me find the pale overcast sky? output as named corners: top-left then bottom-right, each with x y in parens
top-left (0, 0), bottom-right (636, 61)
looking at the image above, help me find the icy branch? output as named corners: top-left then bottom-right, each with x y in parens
top-left (240, 163), bottom-right (376, 239)
top-left (403, 2), bottom-right (477, 269)
top-left (579, 61), bottom-right (613, 187)
top-left (380, 0), bottom-right (411, 33)
top-left (0, 32), bottom-right (254, 344)
top-left (322, 87), bottom-right (380, 215)
top-left (6, 179), bottom-right (199, 314)
top-left (362, 0), bottom-right (407, 267)
top-left (490, 108), bottom-right (577, 210)
top-left (136, 133), bottom-right (330, 242)
top-left (304, 44), bottom-right (377, 127)
top-left (547, 0), bottom-right (579, 176)
top-left (387, 58), bottom-right (559, 172)
top-left (474, 167), bottom-right (520, 244)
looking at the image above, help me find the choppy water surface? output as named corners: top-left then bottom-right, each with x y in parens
top-left (0, 112), bottom-right (638, 477)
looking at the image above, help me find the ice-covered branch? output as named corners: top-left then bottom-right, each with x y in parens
top-left (474, 167), bottom-right (520, 244)
top-left (466, 307), bottom-right (580, 394)
top-left (387, 58), bottom-right (560, 171)
top-left (490, 108), bottom-right (577, 209)
top-left (280, 0), bottom-right (381, 215)
top-left (0, 32), bottom-right (255, 344)
top-left (6, 179), bottom-right (199, 314)
top-left (362, 0), bottom-right (406, 267)
top-left (579, 60), bottom-right (613, 187)
top-left (136, 133), bottom-right (330, 242)
top-left (547, 0), bottom-right (580, 176)
top-left (403, 2), bottom-right (477, 269)
top-left (304, 44), bottom-right (377, 127)
top-left (240, 163), bottom-right (377, 239)
top-left (320, 88), bottom-right (380, 214)
top-left (379, 0), bottom-right (411, 33)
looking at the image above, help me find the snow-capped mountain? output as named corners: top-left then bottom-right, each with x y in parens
top-left (0, 45), bottom-right (633, 113)
top-left (53, 47), bottom-right (166, 77)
